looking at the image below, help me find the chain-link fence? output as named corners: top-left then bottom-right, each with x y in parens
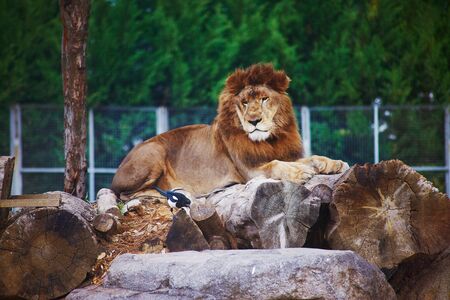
top-left (3, 104), bottom-right (449, 200)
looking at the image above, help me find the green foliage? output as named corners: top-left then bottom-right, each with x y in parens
top-left (1, 0), bottom-right (448, 107)
top-left (0, 0), bottom-right (61, 106)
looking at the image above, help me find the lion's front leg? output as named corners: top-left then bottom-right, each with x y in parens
top-left (298, 155), bottom-right (349, 174)
top-left (258, 160), bottom-right (316, 184)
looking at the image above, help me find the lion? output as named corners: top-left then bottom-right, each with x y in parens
top-left (111, 64), bottom-right (348, 200)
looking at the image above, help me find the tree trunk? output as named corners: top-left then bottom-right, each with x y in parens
top-left (60, 0), bottom-right (91, 199)
top-left (0, 156), bottom-right (14, 227)
top-left (0, 192), bottom-right (99, 299)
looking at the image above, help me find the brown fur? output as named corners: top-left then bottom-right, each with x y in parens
top-left (111, 64), bottom-right (348, 199)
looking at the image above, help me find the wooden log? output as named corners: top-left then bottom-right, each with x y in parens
top-left (0, 156), bottom-right (15, 227)
top-left (326, 160), bottom-right (450, 269)
top-left (96, 188), bottom-right (120, 217)
top-left (208, 177), bottom-right (327, 249)
top-left (166, 209), bottom-right (210, 252)
top-left (190, 199), bottom-right (237, 250)
top-left (389, 247), bottom-right (450, 299)
top-left (0, 192), bottom-right (99, 299)
top-left (93, 213), bottom-right (122, 235)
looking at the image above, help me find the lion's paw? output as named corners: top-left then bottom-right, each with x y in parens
top-left (272, 161), bottom-right (316, 184)
top-left (339, 161), bottom-right (350, 173)
top-left (309, 156), bottom-right (349, 174)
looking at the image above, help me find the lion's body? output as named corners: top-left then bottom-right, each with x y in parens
top-left (111, 64), bottom-right (348, 199)
top-left (112, 124), bottom-right (244, 196)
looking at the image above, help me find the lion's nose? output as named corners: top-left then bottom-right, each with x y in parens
top-left (249, 119), bottom-right (262, 126)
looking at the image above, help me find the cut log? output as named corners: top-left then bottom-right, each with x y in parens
top-left (93, 213), bottom-right (122, 235)
top-left (389, 247), bottom-right (450, 299)
top-left (166, 209), bottom-right (209, 252)
top-left (327, 160), bottom-right (450, 269)
top-left (208, 177), bottom-right (327, 249)
top-left (0, 156), bottom-right (15, 227)
top-left (190, 199), bottom-right (237, 249)
top-left (0, 192), bottom-right (99, 299)
top-left (96, 188), bottom-right (120, 217)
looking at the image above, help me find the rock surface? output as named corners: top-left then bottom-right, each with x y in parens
top-left (68, 248), bottom-right (395, 300)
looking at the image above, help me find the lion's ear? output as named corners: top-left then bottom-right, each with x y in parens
top-left (225, 68), bottom-right (247, 95)
top-left (267, 70), bottom-right (291, 93)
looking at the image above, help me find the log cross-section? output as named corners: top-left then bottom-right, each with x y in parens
top-left (327, 160), bottom-right (450, 269)
top-left (0, 192), bottom-right (99, 299)
top-left (207, 178), bottom-right (327, 249)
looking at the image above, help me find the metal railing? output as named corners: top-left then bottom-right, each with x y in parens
top-left (7, 103), bottom-right (450, 199)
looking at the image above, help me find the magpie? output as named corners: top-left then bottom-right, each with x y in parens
top-left (154, 186), bottom-right (191, 214)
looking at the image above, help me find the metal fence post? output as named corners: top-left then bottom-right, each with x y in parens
top-left (301, 106), bottom-right (312, 157)
top-left (10, 105), bottom-right (22, 195)
top-left (445, 106), bottom-right (450, 195)
top-left (88, 108), bottom-right (95, 202)
top-left (156, 106), bottom-right (169, 134)
top-left (373, 99), bottom-right (381, 163)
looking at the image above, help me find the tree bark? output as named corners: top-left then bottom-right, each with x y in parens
top-left (0, 192), bottom-right (99, 299)
top-left (60, 0), bottom-right (91, 199)
top-left (0, 156), bottom-right (14, 227)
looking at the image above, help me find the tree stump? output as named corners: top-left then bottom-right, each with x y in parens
top-left (0, 192), bottom-right (99, 299)
top-left (327, 160), bottom-right (450, 269)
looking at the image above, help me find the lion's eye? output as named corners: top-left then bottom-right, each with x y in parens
top-left (262, 97), bottom-right (269, 104)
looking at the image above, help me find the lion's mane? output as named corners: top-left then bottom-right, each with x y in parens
top-left (214, 64), bottom-right (304, 168)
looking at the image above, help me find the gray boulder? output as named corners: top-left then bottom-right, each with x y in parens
top-left (68, 248), bottom-right (395, 300)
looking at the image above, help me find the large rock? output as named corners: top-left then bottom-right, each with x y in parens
top-left (68, 248), bottom-right (395, 300)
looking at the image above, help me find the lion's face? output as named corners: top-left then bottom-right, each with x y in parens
top-left (234, 86), bottom-right (279, 142)
top-left (216, 64), bottom-right (300, 153)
